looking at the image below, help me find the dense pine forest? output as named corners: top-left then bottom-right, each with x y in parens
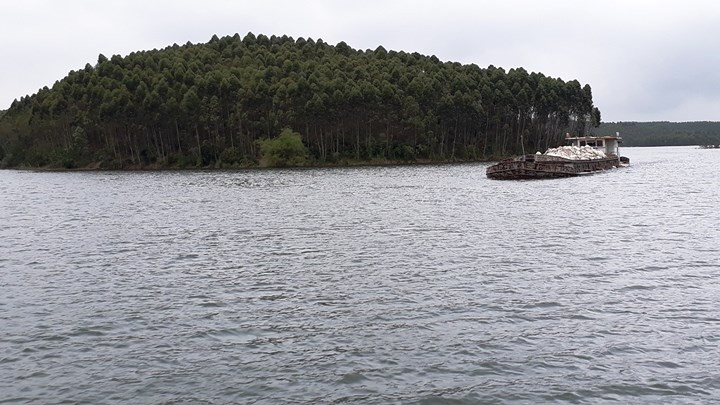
top-left (592, 121), bottom-right (720, 147)
top-left (0, 33), bottom-right (601, 169)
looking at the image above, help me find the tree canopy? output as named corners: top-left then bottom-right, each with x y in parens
top-left (592, 121), bottom-right (720, 147)
top-left (0, 33), bottom-right (600, 168)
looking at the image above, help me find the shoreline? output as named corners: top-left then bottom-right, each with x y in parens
top-left (0, 157), bottom-right (499, 173)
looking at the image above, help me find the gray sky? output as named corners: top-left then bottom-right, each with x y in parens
top-left (2, 0), bottom-right (719, 121)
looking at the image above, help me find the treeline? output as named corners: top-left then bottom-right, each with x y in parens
top-left (592, 121), bottom-right (720, 147)
top-left (0, 33), bottom-right (600, 169)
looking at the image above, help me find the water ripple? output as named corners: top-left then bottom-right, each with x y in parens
top-left (1, 147), bottom-right (719, 403)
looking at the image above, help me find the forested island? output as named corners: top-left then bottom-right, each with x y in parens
top-left (592, 121), bottom-right (720, 147)
top-left (0, 33), bottom-right (601, 169)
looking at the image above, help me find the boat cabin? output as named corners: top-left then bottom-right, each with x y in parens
top-left (565, 133), bottom-right (622, 157)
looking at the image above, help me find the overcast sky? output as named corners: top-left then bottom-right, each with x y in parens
top-left (2, 0), bottom-right (719, 122)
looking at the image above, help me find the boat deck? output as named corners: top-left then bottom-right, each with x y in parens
top-left (486, 155), bottom-right (623, 180)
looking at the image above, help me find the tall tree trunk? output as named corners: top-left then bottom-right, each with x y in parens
top-left (451, 116), bottom-right (459, 159)
top-left (385, 122), bottom-right (390, 159)
top-left (367, 121), bottom-right (372, 158)
top-left (158, 127), bottom-right (166, 163)
top-left (356, 121), bottom-right (361, 159)
top-left (175, 120), bottom-right (182, 154)
top-left (126, 125), bottom-right (135, 164)
top-left (195, 125), bottom-right (202, 166)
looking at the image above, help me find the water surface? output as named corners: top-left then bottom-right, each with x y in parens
top-left (1, 146), bottom-right (719, 403)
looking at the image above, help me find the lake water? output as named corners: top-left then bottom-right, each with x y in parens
top-left (1, 146), bottom-right (719, 404)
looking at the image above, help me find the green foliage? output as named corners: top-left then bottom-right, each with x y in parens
top-left (591, 107), bottom-right (601, 128)
top-left (199, 142), bottom-right (219, 166)
top-left (592, 122), bottom-right (720, 146)
top-left (258, 128), bottom-right (308, 167)
top-left (0, 32), bottom-right (601, 168)
top-left (59, 126), bottom-right (90, 168)
top-left (219, 146), bottom-right (245, 165)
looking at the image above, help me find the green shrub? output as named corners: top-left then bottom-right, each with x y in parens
top-left (258, 128), bottom-right (309, 167)
top-left (200, 142), bottom-right (219, 166)
top-left (220, 146), bottom-right (245, 165)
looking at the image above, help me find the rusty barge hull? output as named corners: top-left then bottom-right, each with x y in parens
top-left (486, 155), bottom-right (623, 180)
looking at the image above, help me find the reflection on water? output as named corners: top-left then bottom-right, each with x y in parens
top-left (1, 146), bottom-right (720, 403)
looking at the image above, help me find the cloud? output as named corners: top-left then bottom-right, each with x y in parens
top-left (2, 0), bottom-right (720, 121)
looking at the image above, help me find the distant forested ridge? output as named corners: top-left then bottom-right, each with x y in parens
top-left (0, 33), bottom-right (600, 169)
top-left (592, 121), bottom-right (720, 147)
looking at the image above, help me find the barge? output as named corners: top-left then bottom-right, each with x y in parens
top-left (486, 135), bottom-right (629, 180)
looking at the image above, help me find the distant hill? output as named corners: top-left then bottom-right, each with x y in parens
top-left (591, 121), bottom-right (720, 147)
top-left (0, 33), bottom-right (600, 169)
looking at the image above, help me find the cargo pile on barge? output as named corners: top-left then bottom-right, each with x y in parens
top-left (486, 134), bottom-right (629, 180)
top-left (544, 145), bottom-right (607, 160)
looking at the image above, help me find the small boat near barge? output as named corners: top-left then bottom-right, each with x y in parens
top-left (486, 134), bottom-right (629, 180)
